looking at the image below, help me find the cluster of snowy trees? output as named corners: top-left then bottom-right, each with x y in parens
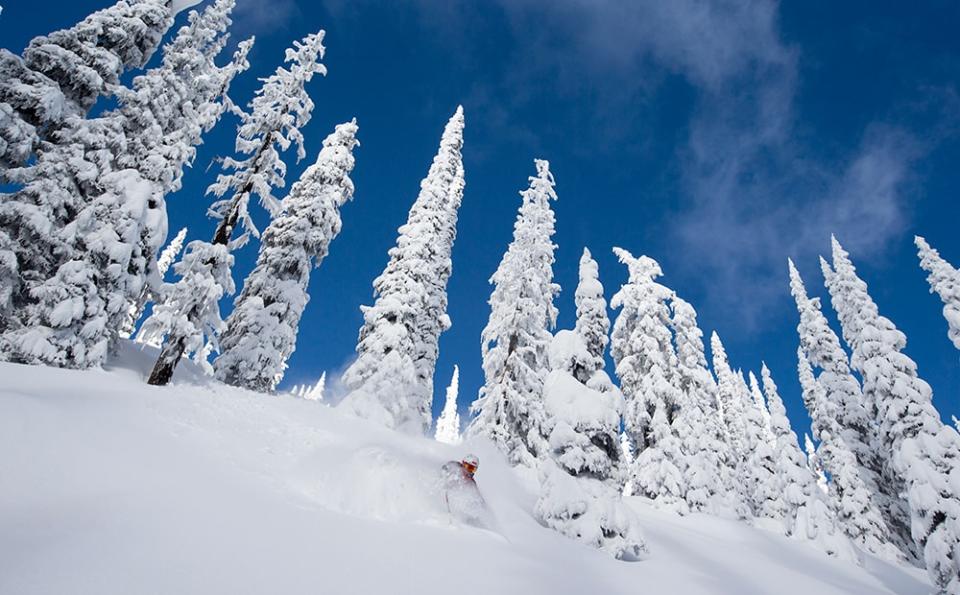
top-left (5, 3), bottom-right (960, 590)
top-left (464, 215), bottom-right (960, 587)
top-left (0, 1), bottom-right (362, 395)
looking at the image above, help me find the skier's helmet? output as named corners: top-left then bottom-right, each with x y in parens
top-left (461, 454), bottom-right (479, 474)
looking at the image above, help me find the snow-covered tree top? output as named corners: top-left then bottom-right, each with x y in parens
top-left (612, 247), bottom-right (663, 286)
top-left (208, 30), bottom-right (327, 245)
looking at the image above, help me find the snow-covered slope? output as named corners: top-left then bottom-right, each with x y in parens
top-left (0, 343), bottom-right (930, 594)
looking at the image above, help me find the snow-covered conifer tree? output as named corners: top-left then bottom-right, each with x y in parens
top-left (435, 366), bottom-right (461, 445)
top-left (137, 241), bottom-right (234, 372)
top-left (0, 0), bottom-right (174, 169)
top-left (535, 327), bottom-right (644, 559)
top-left (915, 236), bottom-right (960, 351)
top-left (339, 108), bottom-right (465, 433)
top-left (214, 120), bottom-right (359, 391)
top-left (572, 247), bottom-right (609, 385)
top-left (767, 362), bottom-right (855, 559)
top-left (795, 340), bottom-right (900, 561)
top-left (824, 237), bottom-right (960, 590)
top-left (741, 370), bottom-right (780, 520)
top-left (124, 226), bottom-right (187, 338)
top-left (308, 372), bottom-right (326, 401)
top-left (207, 32), bottom-right (327, 247)
top-left (804, 433), bottom-right (829, 495)
top-left (609, 248), bottom-right (686, 513)
top-left (670, 296), bottom-right (730, 514)
top-left (146, 32), bottom-right (325, 385)
top-left (710, 332), bottom-right (750, 518)
top-left (468, 159), bottom-right (558, 465)
top-left (788, 258), bottom-right (911, 558)
top-left (1, 1), bottom-right (251, 367)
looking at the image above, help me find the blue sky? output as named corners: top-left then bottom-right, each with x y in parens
top-left (4, 0), bottom-right (960, 435)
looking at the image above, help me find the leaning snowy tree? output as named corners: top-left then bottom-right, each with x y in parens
top-left (214, 119), bottom-right (359, 391)
top-left (0, 0), bottom-right (175, 171)
top-left (434, 365), bottom-right (461, 445)
top-left (338, 107), bottom-right (465, 433)
top-left (0, 0), bottom-right (252, 367)
top-left (915, 236), bottom-right (960, 351)
top-left (145, 31), bottom-right (326, 386)
top-left (670, 296), bottom-right (731, 514)
top-left (610, 247), bottom-right (687, 514)
top-left (824, 236), bottom-right (960, 591)
top-left (468, 159), bottom-right (559, 466)
top-left (0, 0), bottom-right (178, 334)
top-left (788, 258), bottom-right (910, 561)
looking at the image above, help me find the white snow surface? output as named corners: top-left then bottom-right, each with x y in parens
top-left (0, 342), bottom-right (931, 595)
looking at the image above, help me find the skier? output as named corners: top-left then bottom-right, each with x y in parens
top-left (441, 454), bottom-right (487, 526)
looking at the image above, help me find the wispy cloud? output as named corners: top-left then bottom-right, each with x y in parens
top-left (489, 0), bottom-right (922, 328)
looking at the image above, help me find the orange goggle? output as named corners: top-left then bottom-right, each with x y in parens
top-left (461, 462), bottom-right (478, 474)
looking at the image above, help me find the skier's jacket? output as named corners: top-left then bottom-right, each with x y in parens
top-left (441, 461), bottom-right (477, 489)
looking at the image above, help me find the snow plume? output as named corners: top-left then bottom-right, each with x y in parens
top-left (434, 366), bottom-right (461, 445)
top-left (339, 107), bottom-right (465, 435)
top-left (610, 248), bottom-right (687, 515)
top-left (215, 120), bottom-right (359, 392)
top-left (468, 159), bottom-right (558, 466)
top-left (823, 237), bottom-right (960, 591)
top-left (915, 236), bottom-right (960, 351)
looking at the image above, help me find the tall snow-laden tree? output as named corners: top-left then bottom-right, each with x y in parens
top-left (610, 248), bottom-right (686, 514)
top-left (670, 296), bottom-right (731, 514)
top-left (0, 0), bottom-right (175, 170)
top-left (468, 159), bottom-right (559, 465)
top-left (916, 236), bottom-right (960, 351)
top-left (824, 237), bottom-right (960, 590)
top-left (0, 1), bottom-right (251, 367)
top-left (146, 32), bottom-right (325, 386)
top-left (339, 108), bottom-right (465, 433)
top-left (796, 341), bottom-right (901, 561)
top-left (710, 332), bottom-right (751, 518)
top-left (788, 258), bottom-right (912, 559)
top-left (124, 226), bottom-right (187, 338)
top-left (214, 120), bottom-right (359, 391)
top-left (536, 328), bottom-right (644, 560)
top-left (572, 247), bottom-right (609, 385)
top-left (804, 433), bottom-right (829, 495)
top-left (744, 371), bottom-right (781, 520)
top-left (435, 365), bottom-right (461, 445)
top-left (767, 362), bottom-right (856, 560)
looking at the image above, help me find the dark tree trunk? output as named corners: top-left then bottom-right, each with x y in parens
top-left (147, 334), bottom-right (187, 386)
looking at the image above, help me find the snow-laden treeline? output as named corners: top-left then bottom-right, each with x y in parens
top-left (2, 3), bottom-right (960, 592)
